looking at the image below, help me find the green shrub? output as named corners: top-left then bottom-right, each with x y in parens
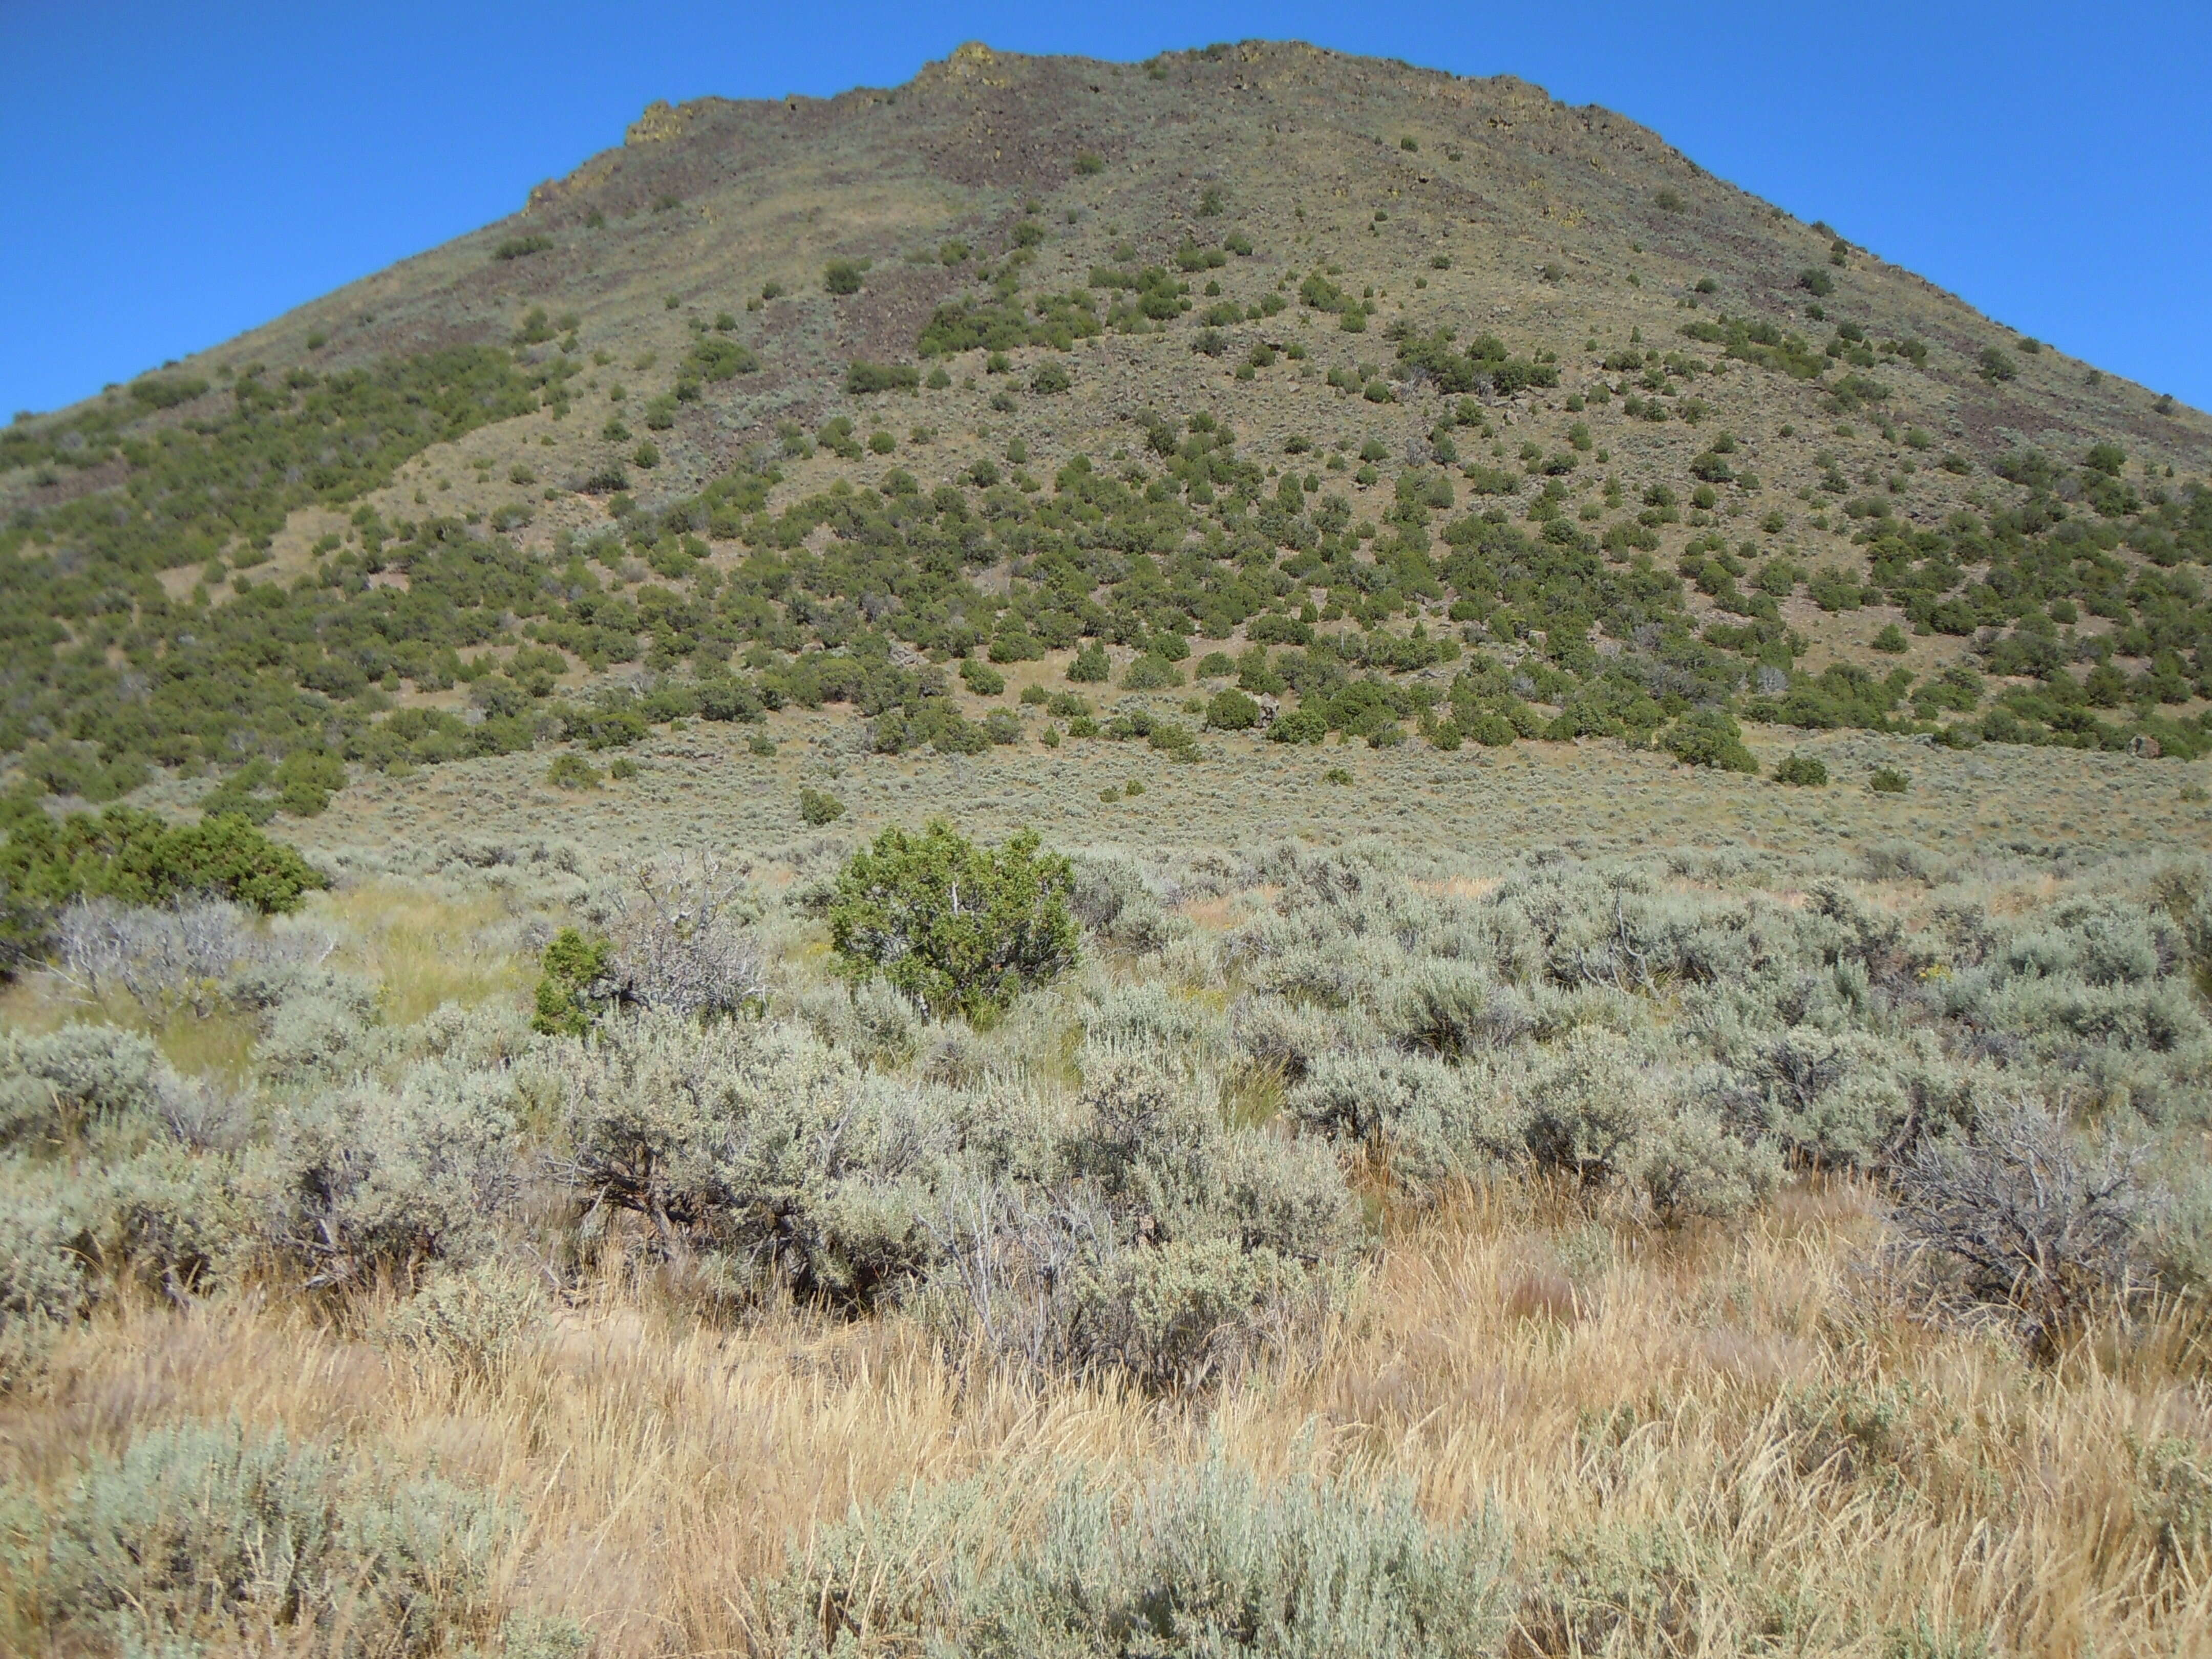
top-left (959, 657), bottom-right (1006, 696)
top-left (1205, 688), bottom-right (1263, 730)
top-left (846, 360), bottom-right (920, 394)
top-left (1870, 767), bottom-right (1910, 794)
top-left (545, 753), bottom-right (602, 790)
top-left (2, 807), bottom-right (325, 968)
top-left (1662, 708), bottom-right (1756, 772)
top-left (1773, 752), bottom-right (1830, 786)
top-left (1978, 346), bottom-right (2018, 383)
top-left (492, 233), bottom-right (553, 261)
top-left (1031, 361), bottom-right (1072, 395)
top-left (829, 822), bottom-right (1076, 1019)
top-left (686, 336), bottom-right (757, 379)
top-left (799, 787), bottom-right (846, 826)
top-left (1068, 641), bottom-right (1111, 683)
top-left (1123, 653), bottom-right (1183, 690)
top-left (824, 259), bottom-right (865, 295)
top-left (532, 927), bottom-right (610, 1036)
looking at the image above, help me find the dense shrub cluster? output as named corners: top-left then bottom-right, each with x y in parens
top-left (2, 798), bottom-right (326, 969)
top-left (2, 831), bottom-right (2207, 1409)
top-left (7, 297), bottom-right (2206, 825)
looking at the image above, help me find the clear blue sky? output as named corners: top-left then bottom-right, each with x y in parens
top-left (4, 1), bottom-right (2206, 418)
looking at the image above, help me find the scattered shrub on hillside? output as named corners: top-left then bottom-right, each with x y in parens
top-left (546, 753), bottom-right (602, 790)
top-left (1870, 767), bottom-right (1910, 794)
top-left (824, 259), bottom-right (865, 294)
top-left (800, 786), bottom-right (846, 826)
top-left (846, 360), bottom-right (920, 394)
top-left (1123, 653), bottom-right (1183, 690)
top-left (1773, 752), bottom-right (1830, 786)
top-left (1662, 709), bottom-right (1756, 773)
top-left (829, 822), bottom-right (1077, 1019)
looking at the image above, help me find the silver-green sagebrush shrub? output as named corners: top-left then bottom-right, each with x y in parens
top-left (379, 1259), bottom-right (550, 1379)
top-left (1065, 1237), bottom-right (1318, 1390)
top-left (1888, 1100), bottom-right (2148, 1359)
top-left (1, 1024), bottom-right (168, 1149)
top-left (251, 1059), bottom-right (524, 1288)
top-left (1069, 850), bottom-right (1175, 952)
top-left (1285, 1049), bottom-right (1502, 1196)
top-left (0, 1174), bottom-right (93, 1385)
top-left (554, 1013), bottom-right (948, 1305)
top-left (10, 1420), bottom-right (516, 1655)
top-left (769, 1457), bottom-right (1510, 1657)
top-left (1078, 978), bottom-right (1232, 1065)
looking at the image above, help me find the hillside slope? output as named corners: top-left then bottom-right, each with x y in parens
top-left (4, 39), bottom-right (2210, 818)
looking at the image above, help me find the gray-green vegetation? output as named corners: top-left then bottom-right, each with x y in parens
top-left (5, 36), bottom-right (2212, 1656)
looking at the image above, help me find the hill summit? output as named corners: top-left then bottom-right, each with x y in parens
top-left (4, 39), bottom-right (2210, 817)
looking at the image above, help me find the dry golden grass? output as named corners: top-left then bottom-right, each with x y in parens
top-left (9, 1176), bottom-right (2210, 1656)
top-left (314, 882), bottom-right (535, 1026)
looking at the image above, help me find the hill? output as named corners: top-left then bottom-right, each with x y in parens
top-left (3, 38), bottom-right (2210, 818)
top-left (10, 45), bottom-right (2212, 1656)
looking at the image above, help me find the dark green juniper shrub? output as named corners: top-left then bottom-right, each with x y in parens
top-left (828, 822), bottom-right (1077, 1019)
top-left (1662, 708), bottom-right (1757, 773)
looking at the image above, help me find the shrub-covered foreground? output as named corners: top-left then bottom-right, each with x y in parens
top-left (4, 830), bottom-right (2212, 1653)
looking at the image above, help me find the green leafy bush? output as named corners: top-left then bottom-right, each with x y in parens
top-left (1773, 752), bottom-right (1830, 786)
top-left (1123, 653), bottom-right (1183, 690)
top-left (2, 806), bottom-right (325, 968)
top-left (828, 822), bottom-right (1077, 1018)
top-left (533, 927), bottom-right (610, 1036)
top-left (846, 360), bottom-right (920, 394)
top-left (546, 753), bottom-right (602, 790)
top-left (1206, 688), bottom-right (1263, 730)
top-left (823, 259), bottom-right (865, 295)
top-left (1068, 642), bottom-right (1111, 683)
top-left (959, 657), bottom-right (1006, 696)
top-left (800, 787), bottom-right (846, 826)
top-left (1662, 709), bottom-right (1756, 773)
top-left (1870, 767), bottom-right (1910, 794)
